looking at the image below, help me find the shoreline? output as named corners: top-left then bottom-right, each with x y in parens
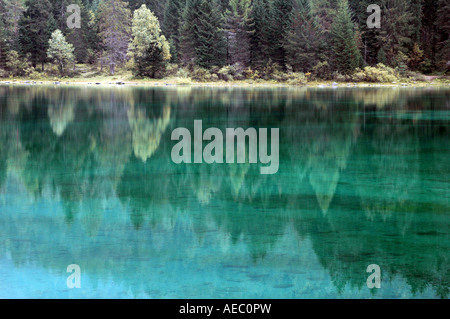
top-left (1, 78), bottom-right (449, 88)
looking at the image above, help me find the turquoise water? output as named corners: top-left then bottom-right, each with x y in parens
top-left (0, 85), bottom-right (448, 299)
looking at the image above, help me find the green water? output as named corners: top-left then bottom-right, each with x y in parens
top-left (0, 85), bottom-right (448, 299)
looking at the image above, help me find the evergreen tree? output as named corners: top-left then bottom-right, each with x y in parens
top-left (97, 0), bottom-right (131, 74)
top-left (128, 4), bottom-right (171, 77)
top-left (179, 0), bottom-right (225, 68)
top-left (65, 0), bottom-right (99, 64)
top-left (224, 0), bottom-right (253, 66)
top-left (376, 0), bottom-right (414, 66)
top-left (128, 0), bottom-right (166, 22)
top-left (0, 8), bottom-right (6, 69)
top-left (249, 0), bottom-right (272, 69)
top-left (435, 0), bottom-right (450, 72)
top-left (47, 29), bottom-right (75, 74)
top-left (162, 0), bottom-right (185, 63)
top-left (179, 0), bottom-right (201, 65)
top-left (270, 0), bottom-right (293, 68)
top-left (330, 0), bottom-right (361, 74)
top-left (3, 0), bottom-right (26, 51)
top-left (377, 47), bottom-right (387, 64)
top-left (19, 0), bottom-right (56, 71)
top-left (195, 0), bottom-right (226, 69)
top-left (284, 0), bottom-right (326, 72)
top-left (49, 0), bottom-right (72, 33)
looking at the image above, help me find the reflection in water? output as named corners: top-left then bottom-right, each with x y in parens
top-left (0, 85), bottom-right (448, 298)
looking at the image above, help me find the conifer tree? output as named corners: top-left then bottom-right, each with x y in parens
top-left (224, 0), bottom-right (253, 66)
top-left (195, 0), bottom-right (226, 69)
top-left (179, 0), bottom-right (201, 65)
top-left (129, 4), bottom-right (171, 77)
top-left (19, 0), bottom-right (56, 71)
top-left (284, 0), bottom-right (326, 72)
top-left (270, 0), bottom-right (293, 68)
top-left (47, 29), bottom-right (75, 75)
top-left (331, 0), bottom-right (361, 74)
top-left (162, 0), bottom-right (185, 62)
top-left (97, 0), bottom-right (131, 74)
top-left (2, 0), bottom-right (26, 51)
top-left (249, 0), bottom-right (272, 69)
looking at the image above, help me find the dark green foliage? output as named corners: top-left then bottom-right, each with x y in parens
top-left (249, 0), bottom-right (272, 69)
top-left (194, 0), bottom-right (226, 69)
top-left (284, 0), bottom-right (326, 72)
top-left (270, 0), bottom-right (293, 68)
top-left (0, 0), bottom-right (448, 77)
top-left (162, 0), bottom-right (185, 62)
top-left (180, 0), bottom-right (226, 69)
top-left (331, 0), bottom-right (361, 74)
top-left (19, 0), bottom-right (56, 71)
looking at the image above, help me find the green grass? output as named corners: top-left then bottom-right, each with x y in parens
top-left (1, 64), bottom-right (449, 88)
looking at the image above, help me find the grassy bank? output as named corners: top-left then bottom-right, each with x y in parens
top-left (1, 66), bottom-right (449, 88)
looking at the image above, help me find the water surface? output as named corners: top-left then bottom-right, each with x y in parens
top-left (0, 85), bottom-right (448, 298)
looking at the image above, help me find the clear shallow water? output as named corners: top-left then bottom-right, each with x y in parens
top-left (0, 85), bottom-right (448, 299)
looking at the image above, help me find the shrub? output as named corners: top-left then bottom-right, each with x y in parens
top-left (333, 72), bottom-right (350, 82)
top-left (218, 66), bottom-right (234, 81)
top-left (312, 61), bottom-right (333, 80)
top-left (260, 60), bottom-right (282, 80)
top-left (0, 68), bottom-right (7, 78)
top-left (351, 64), bottom-right (399, 82)
top-left (165, 63), bottom-right (179, 77)
top-left (176, 77), bottom-right (192, 85)
top-left (286, 72), bottom-right (308, 86)
top-left (175, 68), bottom-right (190, 79)
top-left (244, 67), bottom-right (260, 80)
top-left (190, 66), bottom-right (212, 82)
top-left (5, 50), bottom-right (30, 76)
top-left (217, 63), bottom-right (245, 81)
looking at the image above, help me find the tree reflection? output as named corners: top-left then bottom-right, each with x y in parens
top-left (0, 86), bottom-right (448, 298)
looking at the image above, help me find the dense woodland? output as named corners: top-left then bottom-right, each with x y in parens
top-left (0, 0), bottom-right (449, 82)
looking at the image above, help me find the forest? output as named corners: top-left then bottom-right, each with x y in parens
top-left (0, 0), bottom-right (449, 83)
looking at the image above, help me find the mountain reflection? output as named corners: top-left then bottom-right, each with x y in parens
top-left (0, 85), bottom-right (448, 298)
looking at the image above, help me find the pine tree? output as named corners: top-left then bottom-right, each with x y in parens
top-left (129, 4), bottom-right (171, 78)
top-left (224, 0), bottom-right (253, 66)
top-left (128, 0), bottom-right (166, 22)
top-left (435, 0), bottom-right (450, 72)
top-left (195, 0), bottom-right (226, 69)
top-left (270, 0), bottom-right (293, 68)
top-left (19, 0), bottom-right (56, 71)
top-left (162, 0), bottom-right (185, 62)
top-left (330, 0), bottom-right (361, 74)
top-left (376, 0), bottom-right (414, 66)
top-left (377, 47), bottom-right (387, 64)
top-left (249, 0), bottom-right (272, 69)
top-left (49, 0), bottom-right (72, 33)
top-left (179, 0), bottom-right (225, 68)
top-left (284, 0), bottom-right (326, 72)
top-left (47, 29), bottom-right (75, 74)
top-left (97, 0), bottom-right (131, 74)
top-left (3, 0), bottom-right (26, 51)
top-left (179, 0), bottom-right (201, 65)
top-left (0, 6), bottom-right (7, 69)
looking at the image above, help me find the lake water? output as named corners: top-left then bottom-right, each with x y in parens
top-left (0, 85), bottom-right (448, 299)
